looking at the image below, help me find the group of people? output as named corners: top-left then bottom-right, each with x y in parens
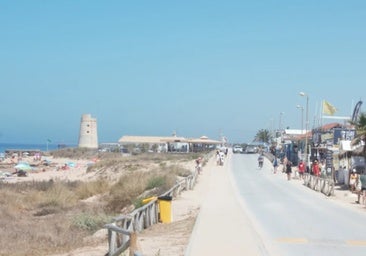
top-left (266, 153), bottom-right (366, 207)
top-left (271, 156), bottom-right (308, 181)
top-left (271, 156), bottom-right (295, 180)
top-left (216, 149), bottom-right (227, 166)
top-left (272, 156), bottom-right (327, 181)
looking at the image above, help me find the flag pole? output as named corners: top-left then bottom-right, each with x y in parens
top-left (320, 100), bottom-right (324, 127)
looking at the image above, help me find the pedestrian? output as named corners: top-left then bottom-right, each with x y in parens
top-left (273, 157), bottom-right (278, 174)
top-left (349, 169), bottom-right (358, 193)
top-left (298, 160), bottom-right (305, 180)
top-left (356, 171), bottom-right (366, 204)
top-left (216, 150), bottom-right (220, 165)
top-left (195, 157), bottom-right (202, 174)
top-left (282, 156), bottom-right (288, 173)
top-left (312, 160), bottom-right (320, 177)
top-left (219, 151), bottom-right (225, 166)
top-left (319, 160), bottom-right (325, 177)
top-left (285, 160), bottom-right (292, 180)
top-left (258, 154), bottom-right (264, 168)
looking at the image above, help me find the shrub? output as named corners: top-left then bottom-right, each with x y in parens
top-left (38, 183), bottom-right (77, 209)
top-left (72, 213), bottom-right (110, 232)
top-left (146, 176), bottom-right (165, 190)
top-left (170, 165), bottom-right (192, 177)
top-left (75, 179), bottom-right (110, 200)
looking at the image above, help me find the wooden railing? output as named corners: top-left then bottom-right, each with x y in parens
top-left (104, 168), bottom-right (199, 256)
top-left (303, 173), bottom-right (335, 196)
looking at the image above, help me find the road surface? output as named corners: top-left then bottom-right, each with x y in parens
top-left (231, 153), bottom-right (366, 256)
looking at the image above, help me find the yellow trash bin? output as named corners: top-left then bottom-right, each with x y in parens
top-left (158, 195), bottom-right (172, 223)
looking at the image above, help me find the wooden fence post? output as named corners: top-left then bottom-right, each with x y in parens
top-left (129, 232), bottom-right (139, 256)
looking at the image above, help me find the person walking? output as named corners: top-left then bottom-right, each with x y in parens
top-left (285, 160), bottom-right (292, 180)
top-left (312, 160), bottom-right (320, 177)
top-left (349, 169), bottom-right (358, 193)
top-left (258, 154), bottom-right (264, 169)
top-left (273, 157), bottom-right (279, 174)
top-left (298, 160), bottom-right (305, 180)
top-left (216, 150), bottom-right (221, 166)
top-left (356, 171), bottom-right (366, 204)
top-left (282, 156), bottom-right (288, 173)
top-left (219, 151), bottom-right (225, 166)
top-left (195, 157), bottom-right (202, 174)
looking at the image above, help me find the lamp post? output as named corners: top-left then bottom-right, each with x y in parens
top-left (270, 118), bottom-right (274, 141)
top-left (279, 112), bottom-right (284, 142)
top-left (296, 105), bottom-right (304, 134)
top-left (299, 92), bottom-right (309, 163)
top-left (279, 112), bottom-right (284, 131)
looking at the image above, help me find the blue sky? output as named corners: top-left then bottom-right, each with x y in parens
top-left (0, 1), bottom-right (365, 145)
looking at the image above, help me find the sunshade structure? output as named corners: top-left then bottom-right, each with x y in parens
top-left (14, 163), bottom-right (33, 171)
top-left (119, 135), bottom-right (187, 144)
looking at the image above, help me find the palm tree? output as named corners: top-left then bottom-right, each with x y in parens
top-left (255, 129), bottom-right (271, 143)
top-left (350, 112), bottom-right (366, 160)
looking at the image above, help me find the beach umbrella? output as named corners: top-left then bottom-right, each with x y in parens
top-left (14, 163), bottom-right (33, 171)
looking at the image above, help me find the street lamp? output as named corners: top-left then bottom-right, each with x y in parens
top-left (279, 112), bottom-right (284, 142)
top-left (296, 105), bottom-right (304, 134)
top-left (299, 92), bottom-right (309, 164)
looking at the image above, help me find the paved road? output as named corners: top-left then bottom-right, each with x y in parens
top-left (185, 153), bottom-right (268, 255)
top-left (186, 152), bottom-right (366, 256)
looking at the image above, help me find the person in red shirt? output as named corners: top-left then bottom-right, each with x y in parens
top-left (298, 159), bottom-right (306, 180)
top-left (312, 160), bottom-right (320, 176)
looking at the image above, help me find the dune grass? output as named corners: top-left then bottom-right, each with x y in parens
top-left (0, 151), bottom-right (200, 256)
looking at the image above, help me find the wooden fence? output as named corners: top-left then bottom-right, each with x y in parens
top-left (303, 173), bottom-right (335, 196)
top-left (104, 168), bottom-right (199, 256)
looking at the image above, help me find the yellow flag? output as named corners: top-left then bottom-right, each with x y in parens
top-left (323, 100), bottom-right (337, 115)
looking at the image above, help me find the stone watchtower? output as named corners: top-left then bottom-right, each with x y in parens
top-left (78, 114), bottom-right (98, 149)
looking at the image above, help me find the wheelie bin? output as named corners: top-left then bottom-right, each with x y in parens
top-left (158, 195), bottom-right (172, 223)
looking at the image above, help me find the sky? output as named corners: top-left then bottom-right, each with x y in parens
top-left (1, 1), bottom-right (365, 145)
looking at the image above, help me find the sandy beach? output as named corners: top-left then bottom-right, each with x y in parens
top-left (0, 155), bottom-right (96, 183)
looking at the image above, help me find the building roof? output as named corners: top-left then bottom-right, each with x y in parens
top-left (187, 137), bottom-right (222, 144)
top-left (119, 136), bottom-right (187, 144)
top-left (118, 135), bottom-right (221, 145)
top-left (319, 122), bottom-right (343, 131)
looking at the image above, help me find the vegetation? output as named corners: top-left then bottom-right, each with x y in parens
top-left (350, 112), bottom-right (366, 159)
top-left (0, 151), bottom-right (200, 256)
top-left (254, 129), bottom-right (272, 143)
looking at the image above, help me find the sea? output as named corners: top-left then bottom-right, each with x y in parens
top-left (0, 143), bottom-right (76, 154)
